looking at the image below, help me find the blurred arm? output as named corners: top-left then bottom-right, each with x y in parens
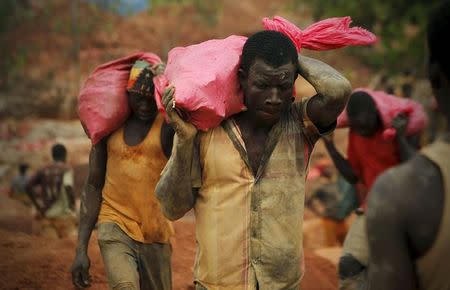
top-left (323, 137), bottom-right (359, 184)
top-left (367, 171), bottom-right (416, 290)
top-left (25, 171), bottom-right (46, 215)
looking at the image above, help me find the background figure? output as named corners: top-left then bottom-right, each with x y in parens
top-left (323, 90), bottom-right (419, 290)
top-left (367, 1), bottom-right (450, 289)
top-left (10, 163), bottom-right (31, 206)
top-left (306, 159), bottom-right (355, 247)
top-left (26, 143), bottom-right (76, 239)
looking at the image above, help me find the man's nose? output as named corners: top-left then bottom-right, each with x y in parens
top-left (265, 88), bottom-right (282, 106)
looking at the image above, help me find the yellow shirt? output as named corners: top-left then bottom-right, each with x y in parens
top-left (192, 100), bottom-right (322, 290)
top-left (98, 114), bottom-right (174, 243)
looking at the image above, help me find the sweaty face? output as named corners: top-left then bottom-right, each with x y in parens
top-left (240, 59), bottom-right (297, 127)
top-left (128, 92), bottom-right (158, 121)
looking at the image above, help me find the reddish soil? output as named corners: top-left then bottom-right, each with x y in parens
top-left (0, 210), bottom-right (337, 290)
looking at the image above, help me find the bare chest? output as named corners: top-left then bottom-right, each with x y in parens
top-left (240, 129), bottom-right (269, 175)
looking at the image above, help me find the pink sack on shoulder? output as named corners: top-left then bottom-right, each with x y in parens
top-left (336, 88), bottom-right (428, 139)
top-left (154, 35), bottom-right (247, 131)
top-left (78, 52), bottom-right (162, 144)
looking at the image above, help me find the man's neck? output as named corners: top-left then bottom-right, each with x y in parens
top-left (234, 111), bottom-right (273, 133)
top-left (128, 114), bottom-right (156, 126)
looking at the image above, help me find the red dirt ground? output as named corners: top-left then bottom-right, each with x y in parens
top-left (0, 211), bottom-right (337, 290)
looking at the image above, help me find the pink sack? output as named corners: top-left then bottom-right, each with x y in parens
top-left (155, 16), bottom-right (377, 131)
top-left (336, 88), bottom-right (428, 139)
top-left (154, 36), bottom-right (247, 131)
top-left (78, 52), bottom-right (162, 144)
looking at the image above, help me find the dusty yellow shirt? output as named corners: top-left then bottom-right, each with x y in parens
top-left (192, 100), bottom-right (323, 290)
top-left (98, 114), bottom-right (174, 243)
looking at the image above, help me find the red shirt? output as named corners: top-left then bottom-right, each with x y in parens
top-left (347, 129), bottom-right (401, 207)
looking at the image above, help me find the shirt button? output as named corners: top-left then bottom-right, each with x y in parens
top-left (252, 257), bottom-right (259, 264)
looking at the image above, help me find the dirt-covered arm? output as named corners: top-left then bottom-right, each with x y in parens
top-left (397, 134), bottom-right (417, 162)
top-left (71, 140), bottom-right (107, 288)
top-left (323, 136), bottom-right (359, 184)
top-left (25, 172), bottom-right (46, 215)
top-left (156, 135), bottom-right (198, 220)
top-left (299, 55), bottom-right (352, 130)
top-left (392, 113), bottom-right (418, 162)
top-left (155, 86), bottom-right (199, 221)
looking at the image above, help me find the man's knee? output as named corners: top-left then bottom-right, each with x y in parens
top-left (339, 254), bottom-right (365, 279)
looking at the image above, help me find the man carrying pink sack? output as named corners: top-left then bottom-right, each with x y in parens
top-left (156, 31), bottom-right (356, 290)
top-left (323, 89), bottom-right (427, 290)
top-left (71, 57), bottom-right (175, 290)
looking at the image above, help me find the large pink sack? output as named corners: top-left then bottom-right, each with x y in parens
top-left (154, 36), bottom-right (247, 131)
top-left (78, 52), bottom-right (162, 144)
top-left (155, 16), bottom-right (377, 131)
top-left (337, 88), bottom-right (428, 139)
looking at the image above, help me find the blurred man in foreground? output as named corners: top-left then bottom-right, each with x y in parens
top-left (367, 1), bottom-right (450, 289)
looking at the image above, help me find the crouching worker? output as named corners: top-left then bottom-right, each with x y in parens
top-left (26, 144), bottom-right (76, 238)
top-left (71, 62), bottom-right (175, 290)
top-left (156, 30), bottom-right (352, 290)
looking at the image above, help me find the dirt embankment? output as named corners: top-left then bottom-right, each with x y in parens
top-left (1, 0), bottom-right (372, 119)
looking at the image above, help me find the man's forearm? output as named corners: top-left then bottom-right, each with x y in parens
top-left (25, 187), bottom-right (45, 215)
top-left (396, 134), bottom-right (416, 162)
top-left (76, 184), bottom-right (102, 254)
top-left (298, 56), bottom-right (351, 128)
top-left (323, 140), bottom-right (359, 184)
top-left (156, 136), bottom-right (196, 221)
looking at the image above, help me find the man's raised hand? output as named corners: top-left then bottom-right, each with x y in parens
top-left (162, 86), bottom-right (197, 141)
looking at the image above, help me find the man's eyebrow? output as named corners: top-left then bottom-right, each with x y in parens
top-left (255, 71), bottom-right (293, 79)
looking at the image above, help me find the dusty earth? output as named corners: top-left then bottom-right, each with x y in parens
top-left (0, 196), bottom-right (338, 290)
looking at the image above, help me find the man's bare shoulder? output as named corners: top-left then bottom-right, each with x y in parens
top-left (369, 154), bottom-right (440, 209)
top-left (368, 153), bottom-right (444, 257)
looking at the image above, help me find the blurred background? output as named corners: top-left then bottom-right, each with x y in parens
top-left (0, 0), bottom-right (443, 289)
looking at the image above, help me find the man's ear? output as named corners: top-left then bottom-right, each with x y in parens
top-left (238, 68), bottom-right (247, 91)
